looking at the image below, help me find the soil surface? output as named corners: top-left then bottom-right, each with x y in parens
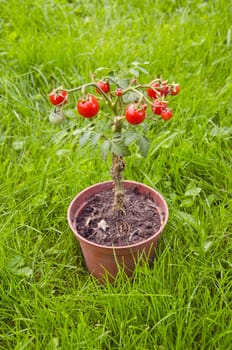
top-left (75, 186), bottom-right (162, 247)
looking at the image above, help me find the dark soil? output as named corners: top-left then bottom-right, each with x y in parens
top-left (75, 186), bottom-right (162, 247)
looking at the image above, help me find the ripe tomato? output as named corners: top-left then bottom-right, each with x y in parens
top-left (125, 104), bottom-right (146, 125)
top-left (77, 95), bottom-right (99, 118)
top-left (147, 81), bottom-right (169, 99)
top-left (146, 83), bottom-right (159, 99)
top-left (161, 108), bottom-right (173, 121)
top-left (49, 89), bottom-right (68, 106)
top-left (115, 88), bottom-right (123, 97)
top-left (96, 80), bottom-right (110, 94)
top-left (170, 84), bottom-right (180, 96)
top-left (161, 83), bottom-right (170, 97)
top-left (152, 100), bottom-right (168, 115)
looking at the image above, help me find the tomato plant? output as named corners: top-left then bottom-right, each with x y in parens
top-left (48, 71), bottom-right (180, 214)
top-left (49, 89), bottom-right (68, 106)
top-left (77, 95), bottom-right (99, 118)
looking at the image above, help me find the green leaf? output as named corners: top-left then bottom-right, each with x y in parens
top-left (176, 210), bottom-right (199, 228)
top-left (52, 129), bottom-right (69, 144)
top-left (16, 266), bottom-right (33, 277)
top-left (79, 131), bottom-right (92, 147)
top-left (91, 132), bottom-right (102, 145)
top-left (94, 67), bottom-right (111, 74)
top-left (137, 66), bottom-right (149, 75)
top-left (8, 255), bottom-right (24, 269)
top-left (180, 198), bottom-right (194, 208)
top-left (137, 135), bottom-right (150, 157)
top-left (111, 140), bottom-right (130, 156)
top-left (124, 132), bottom-right (138, 146)
top-left (116, 78), bottom-right (130, 89)
top-left (185, 187), bottom-right (202, 197)
top-left (12, 140), bottom-right (25, 151)
top-left (129, 68), bottom-right (140, 77)
top-left (210, 125), bottom-right (232, 138)
top-left (122, 91), bottom-right (139, 104)
top-left (101, 140), bottom-right (111, 160)
top-left (131, 61), bottom-right (149, 75)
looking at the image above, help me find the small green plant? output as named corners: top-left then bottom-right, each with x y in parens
top-left (48, 71), bottom-right (180, 214)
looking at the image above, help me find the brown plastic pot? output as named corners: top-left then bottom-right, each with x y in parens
top-left (67, 180), bottom-right (168, 282)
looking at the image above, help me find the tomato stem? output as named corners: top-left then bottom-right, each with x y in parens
top-left (64, 83), bottom-right (113, 106)
top-left (111, 116), bottom-right (126, 215)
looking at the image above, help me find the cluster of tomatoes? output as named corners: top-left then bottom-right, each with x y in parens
top-left (49, 79), bottom-right (180, 125)
top-left (147, 80), bottom-right (180, 121)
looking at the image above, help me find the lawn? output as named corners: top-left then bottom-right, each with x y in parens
top-left (0, 0), bottom-right (232, 349)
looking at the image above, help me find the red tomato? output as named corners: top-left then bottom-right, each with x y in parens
top-left (161, 109), bottom-right (173, 120)
top-left (96, 80), bottom-right (110, 94)
top-left (170, 84), bottom-right (180, 96)
top-left (115, 88), bottom-right (123, 97)
top-left (77, 95), bottom-right (100, 118)
top-left (161, 83), bottom-right (170, 96)
top-left (152, 100), bottom-right (168, 115)
top-left (49, 89), bottom-right (68, 106)
top-left (146, 83), bottom-right (160, 99)
top-left (147, 81), bottom-right (169, 99)
top-left (125, 104), bottom-right (146, 125)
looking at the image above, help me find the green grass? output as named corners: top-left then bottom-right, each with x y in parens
top-left (1, 0), bottom-right (232, 349)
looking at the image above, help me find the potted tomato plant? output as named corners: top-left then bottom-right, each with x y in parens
top-left (48, 68), bottom-right (180, 282)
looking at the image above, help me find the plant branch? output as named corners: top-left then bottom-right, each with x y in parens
top-left (62, 83), bottom-right (113, 105)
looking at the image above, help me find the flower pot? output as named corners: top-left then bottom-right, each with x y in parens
top-left (67, 180), bottom-right (168, 282)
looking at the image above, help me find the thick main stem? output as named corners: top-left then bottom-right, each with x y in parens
top-left (111, 117), bottom-right (126, 215)
top-left (111, 153), bottom-right (125, 214)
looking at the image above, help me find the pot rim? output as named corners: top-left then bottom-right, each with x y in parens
top-left (67, 180), bottom-right (169, 251)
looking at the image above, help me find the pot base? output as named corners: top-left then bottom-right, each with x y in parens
top-left (67, 181), bottom-right (168, 283)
